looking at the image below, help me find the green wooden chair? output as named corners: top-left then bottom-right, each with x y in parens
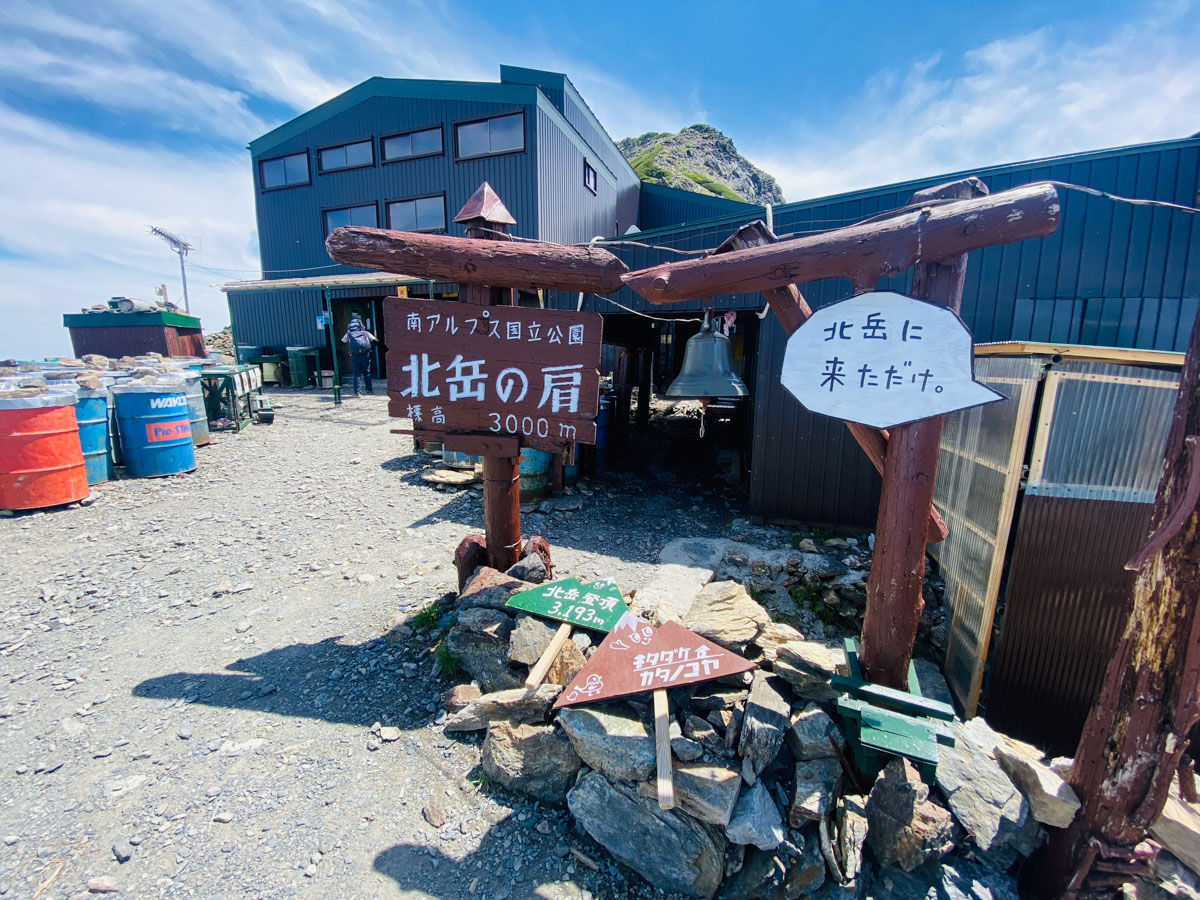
top-left (834, 638), bottom-right (955, 784)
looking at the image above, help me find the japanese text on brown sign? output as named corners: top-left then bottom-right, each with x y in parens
top-left (384, 297), bottom-right (603, 450)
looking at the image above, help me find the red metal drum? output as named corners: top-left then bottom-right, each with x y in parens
top-left (0, 395), bottom-right (90, 510)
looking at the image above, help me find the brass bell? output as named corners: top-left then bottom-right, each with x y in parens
top-left (666, 307), bottom-right (748, 400)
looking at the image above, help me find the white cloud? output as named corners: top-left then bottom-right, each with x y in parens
top-left (745, 11), bottom-right (1200, 202)
top-left (0, 39), bottom-right (265, 141)
top-left (0, 106), bottom-right (257, 360)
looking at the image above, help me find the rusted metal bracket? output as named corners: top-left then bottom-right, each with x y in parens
top-left (1127, 435), bottom-right (1200, 571)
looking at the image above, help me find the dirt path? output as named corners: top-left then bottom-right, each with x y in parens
top-left (0, 388), bottom-right (740, 899)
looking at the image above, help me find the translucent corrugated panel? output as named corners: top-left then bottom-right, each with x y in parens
top-left (933, 355), bottom-right (1046, 714)
top-left (1027, 361), bottom-right (1178, 503)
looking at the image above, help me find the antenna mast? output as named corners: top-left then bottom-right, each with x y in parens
top-left (148, 226), bottom-right (194, 313)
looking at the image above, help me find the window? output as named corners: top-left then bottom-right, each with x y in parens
top-left (318, 140), bottom-right (374, 172)
top-left (583, 160), bottom-right (597, 194)
top-left (387, 195), bottom-right (446, 232)
top-left (455, 112), bottom-right (524, 159)
top-left (259, 152), bottom-right (309, 189)
top-left (382, 127), bottom-right (443, 162)
top-left (324, 204), bottom-right (377, 235)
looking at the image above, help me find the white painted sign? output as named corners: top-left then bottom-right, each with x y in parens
top-left (780, 291), bottom-right (1003, 429)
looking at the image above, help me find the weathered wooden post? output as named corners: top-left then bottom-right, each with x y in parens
top-left (325, 182), bottom-right (620, 582)
top-left (624, 179), bottom-right (1060, 689)
top-left (716, 222), bottom-right (949, 544)
top-left (1036, 310), bottom-right (1200, 898)
top-left (858, 177), bottom-right (988, 688)
top-left (454, 185), bottom-right (524, 572)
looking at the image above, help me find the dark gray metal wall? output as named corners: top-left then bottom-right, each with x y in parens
top-left (242, 68), bottom-right (640, 353)
top-left (501, 65), bottom-right (639, 228)
top-left (983, 496), bottom-right (1153, 755)
top-left (535, 107), bottom-right (623, 245)
top-left (252, 94), bottom-right (542, 278)
top-left (637, 182), bottom-right (760, 231)
top-left (747, 138), bottom-right (1199, 526)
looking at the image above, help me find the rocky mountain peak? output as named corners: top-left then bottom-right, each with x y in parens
top-left (618, 124), bottom-right (785, 205)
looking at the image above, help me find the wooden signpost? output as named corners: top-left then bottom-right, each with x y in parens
top-left (506, 577), bottom-right (629, 688)
top-left (623, 177), bottom-right (1059, 690)
top-left (329, 183), bottom-right (619, 575)
top-left (329, 176), bottom-right (1060, 696)
top-left (779, 290), bottom-right (1003, 429)
top-left (384, 296), bottom-right (603, 452)
top-left (556, 613), bottom-right (757, 809)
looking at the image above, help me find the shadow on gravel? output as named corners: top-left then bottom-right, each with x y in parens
top-left (132, 635), bottom-right (436, 730)
top-left (374, 838), bottom-right (582, 900)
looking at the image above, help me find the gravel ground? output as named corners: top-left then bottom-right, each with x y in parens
top-left (0, 388), bottom-right (745, 899)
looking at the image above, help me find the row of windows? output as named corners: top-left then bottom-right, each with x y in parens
top-left (322, 195), bottom-right (447, 236)
top-left (259, 112), bottom-right (526, 191)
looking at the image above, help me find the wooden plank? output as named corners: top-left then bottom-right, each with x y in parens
top-left (859, 725), bottom-right (939, 765)
top-left (384, 296), bottom-right (603, 451)
top-left (654, 689), bottom-right (675, 810)
top-left (837, 696), bottom-right (956, 746)
top-left (623, 182), bottom-right (1061, 304)
top-left (525, 623), bottom-right (572, 690)
top-left (326, 226), bottom-right (630, 294)
top-left (831, 674), bottom-right (956, 721)
top-left (961, 373), bottom-right (1040, 716)
top-left (438, 432), bottom-right (520, 457)
top-left (843, 638), bottom-right (863, 680)
top-left (973, 342), bottom-right (1185, 367)
top-left (907, 660), bottom-right (923, 698)
top-left (717, 222), bottom-right (947, 544)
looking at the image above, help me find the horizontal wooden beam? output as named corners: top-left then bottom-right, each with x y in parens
top-left (720, 221), bottom-right (948, 543)
top-left (623, 182), bottom-right (1061, 304)
top-left (325, 227), bottom-right (629, 294)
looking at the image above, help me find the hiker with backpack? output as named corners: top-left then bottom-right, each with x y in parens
top-left (341, 313), bottom-right (377, 396)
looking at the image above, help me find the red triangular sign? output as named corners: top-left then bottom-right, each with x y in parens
top-left (554, 613), bottom-right (756, 709)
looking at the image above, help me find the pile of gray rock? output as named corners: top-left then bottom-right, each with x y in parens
top-left (436, 543), bottom-right (1083, 899)
top-left (708, 532), bottom-right (948, 661)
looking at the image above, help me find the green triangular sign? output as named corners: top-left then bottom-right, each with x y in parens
top-left (506, 576), bottom-right (630, 633)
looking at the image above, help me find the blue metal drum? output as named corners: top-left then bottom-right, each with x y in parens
top-left (74, 388), bottom-right (113, 484)
top-left (518, 449), bottom-right (552, 500)
top-left (111, 386), bottom-right (196, 477)
top-left (595, 396), bottom-right (613, 470)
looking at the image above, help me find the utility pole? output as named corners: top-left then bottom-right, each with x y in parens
top-left (149, 226), bottom-right (194, 313)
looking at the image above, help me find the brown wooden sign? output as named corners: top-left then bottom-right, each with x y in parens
top-left (384, 296), bottom-right (603, 451)
top-left (554, 614), bottom-right (756, 708)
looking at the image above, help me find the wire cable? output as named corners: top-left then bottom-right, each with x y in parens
top-left (186, 183), bottom-right (1200, 284)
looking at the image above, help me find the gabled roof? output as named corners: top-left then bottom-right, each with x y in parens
top-left (249, 77), bottom-right (540, 157)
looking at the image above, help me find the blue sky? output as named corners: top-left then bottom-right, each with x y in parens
top-left (2, 0), bottom-right (1198, 359)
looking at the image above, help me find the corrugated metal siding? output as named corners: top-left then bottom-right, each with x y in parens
top-left (252, 95), bottom-right (541, 278)
top-left (637, 183), bottom-right (761, 231)
top-left (1026, 361), bottom-right (1180, 502)
top-left (560, 89), bottom-right (638, 201)
top-left (535, 107), bottom-right (620, 245)
top-left (228, 289), bottom-right (325, 350)
top-left (748, 314), bottom-right (884, 526)
top-left (499, 66), bottom-right (639, 232)
top-left (978, 359), bottom-right (1179, 753)
top-left (228, 281), bottom-right (455, 352)
top-left (932, 356), bottom-right (1046, 715)
top-left (734, 139), bottom-right (1196, 525)
top-left (984, 496), bottom-right (1153, 755)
